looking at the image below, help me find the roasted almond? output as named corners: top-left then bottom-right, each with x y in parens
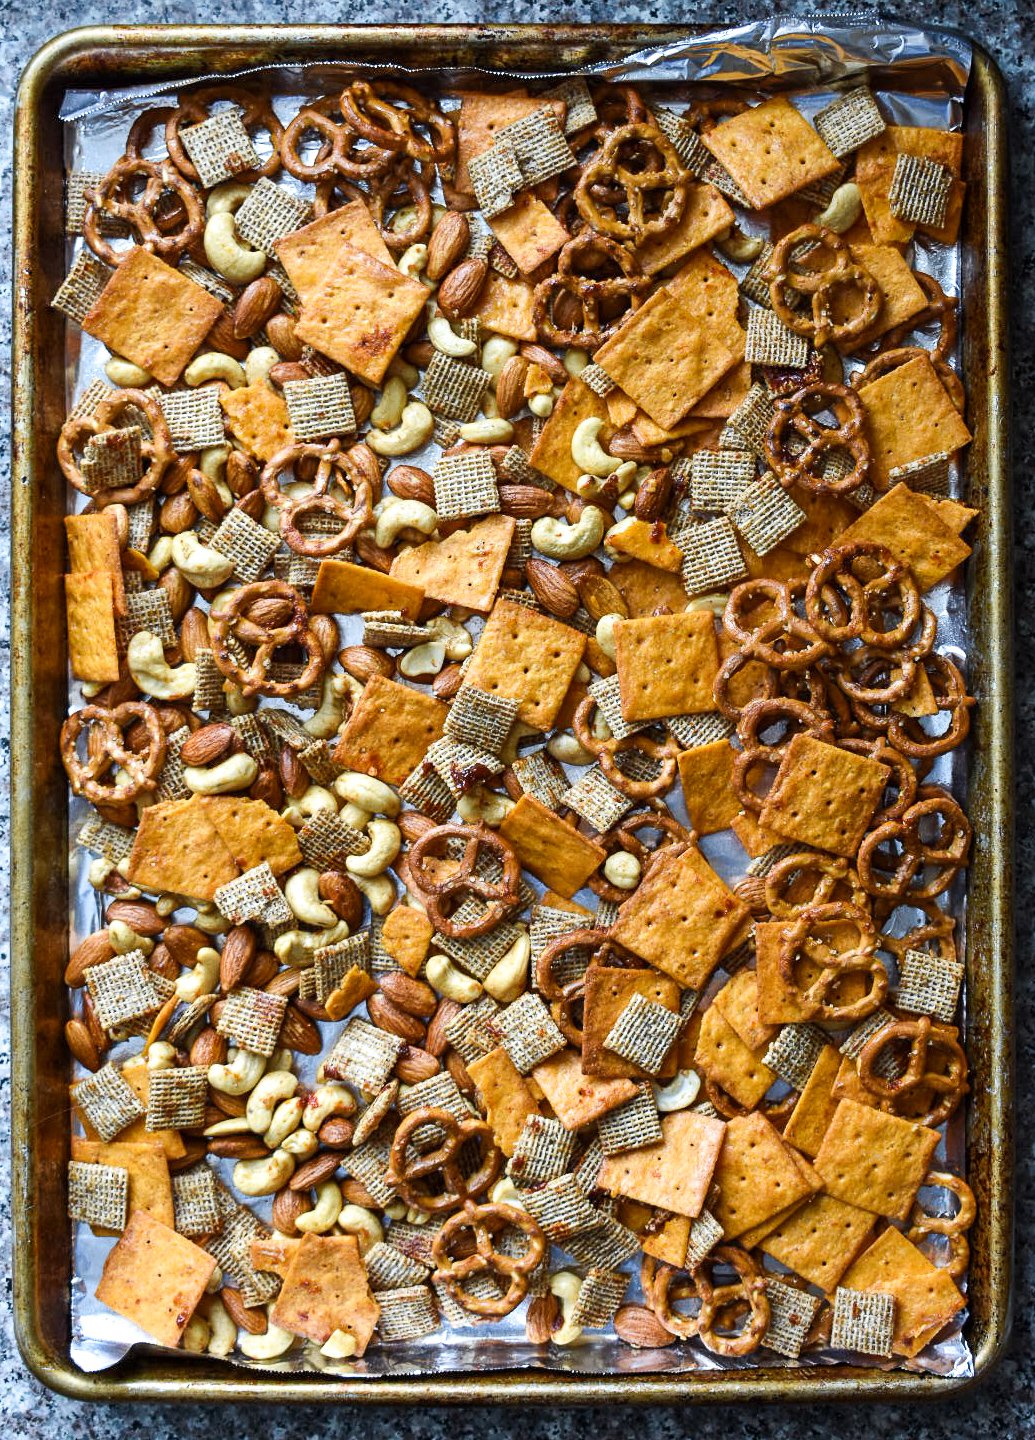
top-left (339, 644), bottom-right (395, 683)
top-left (187, 467), bottom-right (230, 525)
top-left (437, 257), bottom-right (489, 319)
top-left (318, 871), bottom-right (364, 930)
top-left (65, 1018), bottom-right (102, 1072)
top-left (205, 309), bottom-right (250, 360)
top-left (634, 467), bottom-right (674, 523)
top-left (279, 744), bottom-right (308, 800)
top-left (525, 1292), bottom-right (561, 1344)
top-left (404, 339), bottom-right (436, 368)
top-left (179, 607), bottom-right (211, 662)
top-left (243, 948), bottom-right (281, 989)
top-left (351, 384), bottom-right (376, 429)
top-left (272, 1186), bottom-right (312, 1236)
top-left (160, 490), bottom-right (199, 535)
top-left (210, 1089), bottom-right (247, 1118)
top-left (169, 1139), bottom-right (208, 1171)
top-left (387, 464), bottom-right (436, 506)
top-left (432, 663), bottom-right (464, 701)
top-left (208, 1135), bottom-right (267, 1158)
top-left (65, 930), bottom-right (115, 987)
top-left (446, 1047), bottom-right (475, 1094)
top-left (497, 484), bottom-right (558, 519)
top-left (395, 1045), bottom-right (441, 1084)
top-left (425, 999), bottom-right (461, 1057)
top-left (264, 969), bottom-right (301, 999)
top-left (519, 342), bottom-right (568, 387)
top-left (318, 1116), bottom-right (356, 1149)
top-left (495, 355), bottom-right (530, 419)
top-left (310, 614), bottom-right (340, 664)
top-left (249, 764), bottom-right (284, 810)
top-left (426, 210), bottom-right (471, 282)
top-left (379, 971), bottom-right (437, 1018)
top-left (340, 1178), bottom-right (380, 1208)
top-left (355, 532), bottom-right (395, 574)
top-left (367, 992), bottom-right (426, 1044)
top-left (233, 274), bottom-right (283, 339)
top-left (180, 722), bottom-right (234, 768)
top-left (270, 360), bottom-right (310, 388)
top-left (226, 449), bottom-right (259, 498)
top-left (220, 924), bottom-right (257, 992)
top-left (289, 1150), bottom-right (343, 1191)
top-left (82, 993), bottom-right (108, 1053)
top-left (266, 311), bottom-right (303, 361)
top-left (578, 572), bottom-right (629, 621)
top-left (280, 1003), bottom-right (322, 1055)
top-left (612, 1305), bottom-right (676, 1349)
top-left (163, 923), bottom-right (209, 966)
top-left (221, 1288), bottom-right (268, 1334)
top-left (148, 944), bottom-right (179, 982)
top-left (189, 1026), bottom-right (227, 1068)
top-left (526, 558), bottom-right (580, 619)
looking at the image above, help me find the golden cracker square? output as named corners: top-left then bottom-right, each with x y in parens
top-left (95, 1209), bottom-right (216, 1347)
top-left (814, 1098), bottom-right (939, 1220)
top-left (463, 598), bottom-right (585, 731)
top-left (839, 1224), bottom-right (965, 1357)
top-left (614, 611), bottom-right (720, 723)
top-left (758, 733), bottom-right (890, 858)
top-left (498, 794), bottom-right (605, 900)
top-left (701, 96), bottom-right (840, 209)
top-left (597, 1110), bottom-right (726, 1217)
top-left (332, 674), bottom-right (449, 786)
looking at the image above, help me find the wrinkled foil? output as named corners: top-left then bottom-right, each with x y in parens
top-left (61, 16), bottom-right (975, 1384)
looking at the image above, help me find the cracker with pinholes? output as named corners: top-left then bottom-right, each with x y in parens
top-left (758, 733), bottom-right (890, 859)
top-left (275, 201), bottom-right (394, 297)
top-left (783, 1042), bottom-right (843, 1158)
top-left (695, 1003), bottom-right (776, 1110)
top-left (65, 571), bottom-right (120, 683)
top-left (220, 382), bottom-right (294, 462)
top-left (531, 1049), bottom-right (638, 1132)
top-left (498, 794), bottom-right (605, 900)
top-left (271, 1232), bottom-right (380, 1352)
top-left (467, 1047), bottom-right (540, 1157)
top-left (815, 1099), bottom-right (939, 1221)
top-left (313, 557), bottom-right (425, 619)
top-left (701, 96), bottom-right (840, 209)
top-left (761, 1191), bottom-right (875, 1293)
top-left (200, 796), bottom-right (302, 878)
top-left (613, 610), bottom-right (720, 723)
top-left (635, 181), bottom-right (735, 276)
top-left (598, 1109), bottom-right (725, 1218)
top-left (96, 1210), bottom-right (217, 1349)
top-left (836, 481), bottom-right (972, 592)
top-left (677, 739), bottom-right (740, 836)
top-left (463, 598), bottom-right (585, 731)
top-left (333, 673), bottom-right (449, 786)
top-left (839, 1225), bottom-right (965, 1358)
top-left (489, 191), bottom-right (569, 275)
top-left (710, 1110), bottom-right (817, 1242)
top-left (391, 514), bottom-right (515, 614)
top-left (71, 1137), bottom-right (175, 1232)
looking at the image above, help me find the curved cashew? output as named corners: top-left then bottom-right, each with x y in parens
top-left (295, 1180), bottom-right (343, 1235)
top-left (184, 753), bottom-right (258, 795)
top-left (281, 1126), bottom-right (319, 1158)
top-left (428, 314), bottom-right (476, 358)
top-left (209, 1047), bottom-right (267, 1096)
top-left (303, 1082), bottom-right (357, 1132)
top-left (547, 732), bottom-right (594, 766)
top-left (571, 418), bottom-right (620, 478)
top-left (338, 801), bottom-right (372, 831)
top-left (108, 919), bottom-right (154, 957)
top-left (246, 1070), bottom-right (299, 1134)
top-left (528, 393), bottom-right (554, 419)
top-left (563, 347), bottom-right (589, 377)
top-left (184, 352), bottom-right (246, 389)
top-left (398, 640), bottom-right (446, 679)
top-left (203, 1296), bottom-right (237, 1358)
top-left (365, 401), bottom-right (434, 457)
top-left (320, 1329), bottom-right (358, 1360)
top-left (264, 1096), bottom-right (305, 1149)
top-left (281, 783), bottom-right (339, 828)
top-left (199, 444), bottom-right (229, 484)
top-left (274, 920), bottom-right (351, 968)
top-left (192, 902), bottom-right (230, 935)
top-left (686, 592), bottom-right (728, 616)
top-left (426, 953), bottom-right (482, 1003)
top-left (238, 1313), bottom-right (296, 1361)
top-left (182, 1314), bottom-right (211, 1354)
top-left (206, 181), bottom-right (253, 216)
top-left (127, 631), bottom-right (197, 701)
top-left (426, 615), bottom-right (473, 660)
top-left (483, 931), bottom-right (531, 1003)
top-left (338, 1203), bottom-right (383, 1255)
top-left (375, 498), bottom-right (438, 548)
top-left (603, 850), bottom-right (641, 890)
top-left (244, 346), bottom-right (279, 388)
top-left (345, 818), bottom-right (401, 878)
top-left (531, 507), bottom-right (607, 561)
top-left (815, 181), bottom-right (863, 234)
top-left (387, 356), bottom-right (420, 389)
top-left (595, 613), bottom-right (621, 660)
top-left (305, 673), bottom-right (349, 740)
top-left (715, 226), bottom-right (765, 263)
top-left (333, 772), bottom-right (401, 817)
top-left (285, 868), bottom-right (339, 927)
top-left (482, 335), bottom-right (518, 380)
top-left (234, 1148), bottom-right (296, 1197)
top-left (653, 1069), bottom-right (702, 1113)
top-left (147, 535), bottom-right (175, 572)
top-left (456, 786), bottom-right (514, 828)
top-left (105, 355), bottom-right (151, 386)
top-left (549, 1272), bottom-right (585, 1346)
top-left (490, 1178), bottom-right (527, 1208)
top-left (459, 417), bottom-right (513, 444)
top-left (350, 873), bottom-right (396, 915)
top-left (371, 375), bottom-right (409, 432)
top-left (203, 1116), bottom-right (252, 1137)
top-left (146, 1041), bottom-right (177, 1071)
top-left (171, 531), bottom-right (235, 588)
top-left (204, 209), bottom-right (266, 285)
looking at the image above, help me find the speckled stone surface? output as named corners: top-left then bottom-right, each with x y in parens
top-left (0, 0), bottom-right (1030, 1432)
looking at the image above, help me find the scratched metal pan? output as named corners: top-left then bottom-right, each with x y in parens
top-left (9, 23), bottom-right (1013, 1405)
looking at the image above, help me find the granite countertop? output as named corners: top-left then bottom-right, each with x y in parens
top-left (1, 1), bottom-right (1031, 1433)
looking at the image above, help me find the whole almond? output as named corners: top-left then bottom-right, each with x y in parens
top-left (289, 1150), bottom-right (342, 1191)
top-left (95, 799), bottom-right (139, 829)
top-left (148, 944), bottom-right (179, 982)
top-left (65, 1018), bottom-right (102, 1072)
top-left (387, 465), bottom-right (436, 506)
top-left (397, 812), bottom-right (438, 844)
top-left (243, 949), bottom-right (281, 989)
top-left (519, 342), bottom-right (568, 387)
top-left (355, 532), bottom-right (394, 574)
top-left (426, 210), bottom-right (471, 282)
top-left (179, 607), bottom-right (211, 662)
top-left (270, 360), bottom-right (310, 388)
top-left (613, 1305), bottom-right (676, 1349)
top-left (497, 484), bottom-right (557, 519)
top-left (169, 1140), bottom-right (208, 1171)
top-left (236, 488), bottom-right (266, 523)
top-left (157, 565), bottom-right (194, 623)
top-left (310, 614), bottom-right (340, 665)
top-left (220, 924), bottom-right (257, 992)
top-left (437, 257), bottom-right (489, 320)
top-left (425, 999), bottom-right (461, 1057)
top-left (395, 1045), bottom-right (441, 1084)
top-left (526, 1293), bottom-right (561, 1344)
top-left (367, 992), bottom-right (426, 1045)
top-left (160, 490), bottom-right (198, 535)
top-left (433, 663), bottom-right (463, 700)
top-left (180, 722), bottom-right (234, 767)
top-left (526, 558), bottom-right (579, 619)
top-left (379, 972), bottom-right (437, 1018)
top-left (221, 1288), bottom-right (268, 1335)
top-left (552, 288), bottom-right (583, 332)
top-left (264, 969), bottom-right (301, 999)
top-left (65, 931), bottom-right (115, 987)
top-left (266, 311), bottom-right (303, 361)
top-left (187, 467), bottom-right (230, 524)
top-left (82, 993), bottom-right (108, 1053)
top-left (190, 1027), bottom-right (227, 1068)
top-left (208, 1136), bottom-right (267, 1158)
top-left (280, 1004), bottom-right (322, 1055)
top-left (272, 1186), bottom-right (312, 1236)
top-left (351, 385), bottom-right (376, 429)
top-left (249, 764), bottom-right (284, 810)
top-left (446, 1048), bottom-right (475, 1094)
top-left (233, 275), bottom-right (283, 339)
top-left (164, 924), bottom-right (211, 967)
top-left (210, 1089), bottom-right (247, 1118)
top-left (318, 1116), bottom-right (356, 1149)
top-left (634, 467), bottom-right (673, 523)
top-left (343, 441), bottom-right (383, 493)
top-left (404, 339), bottom-right (436, 368)
top-left (495, 356), bottom-right (530, 419)
top-left (226, 449), bottom-right (259, 498)
top-left (339, 644), bottom-right (394, 683)
top-left (578, 572), bottom-right (629, 621)
top-left (341, 1178), bottom-right (380, 1208)
top-left (606, 429), bottom-right (659, 462)
top-left (279, 745), bottom-right (308, 800)
top-left (206, 309), bottom-right (250, 361)
top-left (318, 871), bottom-right (364, 930)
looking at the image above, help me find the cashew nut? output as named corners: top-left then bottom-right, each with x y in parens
top-left (234, 1147), bottom-right (296, 1197)
top-left (490, 1178), bottom-right (527, 1208)
top-left (563, 348), bottom-right (589, 377)
top-left (397, 244), bottom-right (430, 284)
top-left (457, 786), bottom-right (515, 828)
top-left (184, 753), bottom-right (258, 795)
top-left (206, 181), bottom-right (253, 216)
top-left (274, 920), bottom-right (351, 968)
top-left (482, 336), bottom-right (518, 380)
top-left (595, 613), bottom-right (621, 660)
top-left (146, 535), bottom-right (176, 574)
top-left (305, 673), bottom-right (349, 740)
top-left (108, 919), bottom-right (154, 957)
top-left (182, 1314), bottom-right (211, 1354)
top-left (603, 850), bottom-right (641, 890)
top-left (320, 1329), bottom-right (358, 1360)
top-left (204, 209), bottom-right (266, 284)
top-left (653, 1069), bottom-right (702, 1112)
top-left (350, 873), bottom-right (396, 915)
top-left (528, 393), bottom-right (554, 419)
top-left (127, 631), bottom-right (197, 701)
top-left (426, 615), bottom-right (473, 660)
top-left (105, 355), bottom-right (151, 386)
top-left (281, 1126), bottom-right (319, 1158)
top-left (303, 1082), bottom-right (357, 1132)
top-left (244, 346), bottom-right (279, 388)
top-left (184, 352), bottom-right (246, 389)
top-left (531, 507), bottom-right (607, 561)
top-left (371, 375), bottom-right (409, 432)
top-left (547, 732), bottom-right (594, 766)
top-left (483, 931), bottom-right (531, 1003)
top-left (375, 497), bottom-right (438, 548)
top-left (398, 639), bottom-right (446, 679)
top-left (285, 868), bottom-right (339, 927)
top-left (281, 783), bottom-right (338, 827)
top-left (192, 901), bottom-right (230, 935)
top-left (171, 531), bottom-right (235, 588)
top-left (459, 417), bottom-right (513, 444)
top-left (337, 801), bottom-right (372, 831)
top-left (685, 592), bottom-right (728, 616)
top-left (146, 1041), bottom-right (177, 1071)
top-left (238, 1312), bottom-right (296, 1361)
top-left (428, 313), bottom-right (476, 358)
top-left (338, 1203), bottom-right (383, 1254)
top-left (203, 1116), bottom-right (252, 1137)
top-left (333, 772), bottom-right (401, 817)
top-left (426, 953), bottom-right (482, 1003)
top-left (345, 818), bottom-right (401, 878)
top-left (209, 1047), bottom-right (267, 1096)
top-left (264, 1096), bottom-right (305, 1148)
top-left (199, 444), bottom-right (229, 484)
top-left (715, 226), bottom-right (766, 263)
top-left (387, 356), bottom-right (421, 389)
top-left (246, 1070), bottom-right (299, 1133)
top-left (365, 401), bottom-right (435, 457)
top-left (202, 1296), bottom-right (236, 1358)
top-left (87, 857), bottom-right (116, 891)
top-left (549, 1271), bottom-right (585, 1346)
top-left (295, 1180), bottom-right (343, 1235)
top-left (815, 181), bottom-right (863, 234)
top-left (570, 418), bottom-right (620, 478)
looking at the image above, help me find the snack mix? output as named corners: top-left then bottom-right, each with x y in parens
top-left (57, 74), bottom-right (976, 1369)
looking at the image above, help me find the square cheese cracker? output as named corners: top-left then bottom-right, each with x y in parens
top-left (711, 1111), bottom-right (818, 1241)
top-left (835, 482), bottom-right (973, 592)
top-left (333, 674), bottom-right (448, 786)
top-left (311, 558), bottom-right (424, 619)
top-left (582, 967), bottom-right (682, 1080)
top-left (274, 200), bottom-right (393, 299)
top-left (489, 191), bottom-right (569, 274)
top-left (761, 1191), bottom-right (876, 1292)
top-left (839, 1225), bottom-right (965, 1357)
top-left (701, 96), bottom-right (840, 209)
top-left (126, 797), bottom-right (240, 901)
top-left (271, 1233), bottom-right (380, 1353)
top-left (530, 1048), bottom-right (637, 1130)
top-left (856, 352), bottom-right (972, 487)
top-left (462, 598), bottom-right (585, 730)
top-left (65, 571), bottom-right (120, 683)
top-left (498, 794), bottom-right (605, 899)
top-left (814, 1098), bottom-right (939, 1220)
top-left (597, 1110), bottom-right (726, 1217)
top-left (390, 514), bottom-right (515, 612)
top-left (95, 1209), bottom-right (216, 1347)
top-left (614, 611), bottom-right (720, 722)
top-left (468, 1046), bottom-right (540, 1156)
top-left (758, 733), bottom-right (890, 858)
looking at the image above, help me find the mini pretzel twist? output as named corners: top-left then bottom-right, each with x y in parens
top-left (575, 123), bottom-right (689, 242)
top-left (589, 804), bottom-right (693, 903)
top-left (338, 80), bottom-right (455, 173)
top-left (387, 1106), bottom-right (501, 1213)
top-left (646, 1248), bottom-right (769, 1356)
top-left (857, 787), bottom-right (971, 902)
top-left (878, 897), bottom-right (958, 969)
top-left (364, 154), bottom-right (434, 253)
top-left (165, 85), bottom-right (285, 182)
top-left (880, 271), bottom-right (958, 360)
top-left (84, 157), bottom-right (205, 267)
top-left (764, 851), bottom-right (869, 919)
top-left (732, 695), bottom-right (833, 813)
top-left (572, 696), bottom-right (680, 801)
top-left (280, 95), bottom-right (394, 183)
top-left (60, 702), bottom-right (167, 806)
top-left (57, 390), bottom-right (175, 508)
top-left (260, 439), bottom-right (375, 556)
top-left (533, 233), bottom-right (651, 350)
top-left (432, 1199), bottom-right (546, 1317)
top-left (765, 380), bottom-right (871, 496)
top-left (535, 929), bottom-right (638, 1046)
top-left (805, 541), bottom-right (922, 651)
top-left (723, 579), bottom-right (831, 671)
top-left (856, 1015), bottom-right (969, 1126)
top-left (777, 900), bottom-right (888, 1023)
top-left (406, 822), bottom-right (522, 938)
top-left (885, 653), bottom-right (973, 759)
top-left (907, 1170), bottom-right (976, 1280)
top-left (766, 224), bottom-right (880, 348)
top-left (209, 579), bottom-right (326, 700)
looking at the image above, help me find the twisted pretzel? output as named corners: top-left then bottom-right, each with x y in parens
top-left (777, 901), bottom-right (887, 1023)
top-left (805, 541), bottom-right (921, 651)
top-left (280, 96), bottom-right (394, 183)
top-left (767, 224), bottom-right (880, 348)
top-left (124, 107), bottom-right (176, 162)
top-left (886, 653), bottom-right (972, 759)
top-left (386, 1106), bottom-right (501, 1213)
top-left (260, 439), bottom-right (374, 556)
top-left (856, 1015), bottom-right (969, 1126)
top-left (880, 271), bottom-right (958, 360)
top-left (339, 80), bottom-right (455, 173)
top-left (60, 702), bottom-right (167, 806)
top-left (732, 695), bottom-right (833, 813)
top-left (575, 123), bottom-right (689, 242)
top-left (765, 381), bottom-right (871, 496)
top-left (535, 929), bottom-right (639, 1046)
top-left (432, 1199), bottom-right (545, 1317)
top-left (589, 805), bottom-right (693, 903)
top-left (764, 852), bottom-right (869, 919)
top-left (857, 788), bottom-right (971, 903)
top-left (907, 1171), bottom-right (976, 1280)
top-left (57, 390), bottom-right (174, 508)
top-left (723, 579), bottom-right (830, 670)
top-left (209, 580), bottom-right (326, 700)
top-left (533, 233), bottom-right (650, 350)
top-left (406, 823), bottom-right (521, 939)
top-left (646, 1248), bottom-right (769, 1356)
top-left (572, 696), bottom-right (680, 801)
top-left (165, 85), bottom-right (284, 182)
top-left (364, 154), bottom-right (434, 253)
top-left (84, 157), bottom-right (204, 267)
